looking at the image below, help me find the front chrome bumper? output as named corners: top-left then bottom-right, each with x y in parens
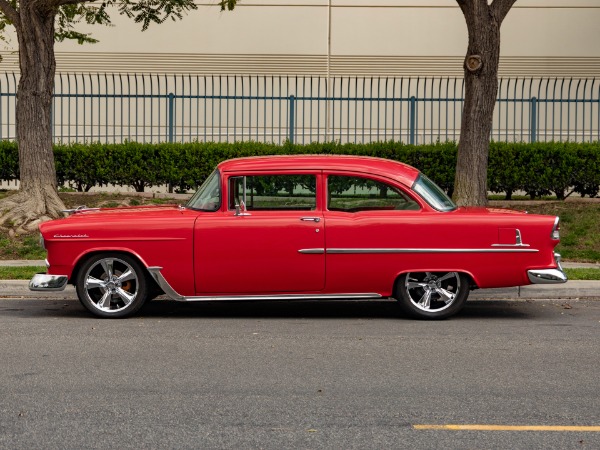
top-left (527, 253), bottom-right (568, 284)
top-left (29, 273), bottom-right (69, 291)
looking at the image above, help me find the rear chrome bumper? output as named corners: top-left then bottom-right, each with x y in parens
top-left (527, 253), bottom-right (568, 284)
top-left (29, 273), bottom-right (69, 291)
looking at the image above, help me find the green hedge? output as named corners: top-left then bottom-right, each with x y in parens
top-left (1, 140), bottom-right (599, 199)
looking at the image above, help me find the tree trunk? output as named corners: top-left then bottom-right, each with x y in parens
top-left (0, 1), bottom-right (65, 234)
top-left (453, 1), bottom-right (513, 207)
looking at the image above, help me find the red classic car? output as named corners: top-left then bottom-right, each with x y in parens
top-left (30, 155), bottom-right (566, 319)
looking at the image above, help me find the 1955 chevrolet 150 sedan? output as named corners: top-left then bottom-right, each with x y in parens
top-left (30, 155), bottom-right (567, 319)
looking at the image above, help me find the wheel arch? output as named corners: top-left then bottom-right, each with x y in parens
top-left (70, 249), bottom-right (151, 286)
top-left (391, 269), bottom-right (479, 299)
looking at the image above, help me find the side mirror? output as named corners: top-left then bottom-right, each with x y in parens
top-left (234, 200), bottom-right (248, 216)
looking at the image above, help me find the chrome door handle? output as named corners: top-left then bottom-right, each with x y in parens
top-left (300, 217), bottom-right (321, 222)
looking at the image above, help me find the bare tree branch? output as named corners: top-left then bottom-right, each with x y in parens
top-left (50, 0), bottom-right (96, 7)
top-left (491, 0), bottom-right (518, 24)
top-left (0, 0), bottom-right (20, 26)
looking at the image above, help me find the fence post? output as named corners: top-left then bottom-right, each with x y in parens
top-left (409, 96), bottom-right (416, 145)
top-left (530, 96), bottom-right (537, 143)
top-left (51, 100), bottom-right (55, 143)
top-left (168, 92), bottom-right (174, 143)
top-left (289, 95), bottom-right (295, 144)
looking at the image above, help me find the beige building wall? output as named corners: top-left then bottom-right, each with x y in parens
top-left (1, 0), bottom-right (599, 76)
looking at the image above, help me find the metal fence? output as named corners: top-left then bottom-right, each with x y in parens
top-left (0, 73), bottom-right (598, 144)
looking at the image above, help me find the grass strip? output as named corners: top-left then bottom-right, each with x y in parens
top-left (0, 266), bottom-right (46, 280)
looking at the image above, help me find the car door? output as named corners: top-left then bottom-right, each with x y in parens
top-left (193, 172), bottom-right (325, 294)
top-left (323, 172), bottom-right (425, 295)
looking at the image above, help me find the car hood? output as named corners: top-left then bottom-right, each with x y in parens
top-left (65, 204), bottom-right (184, 218)
top-left (39, 204), bottom-right (199, 234)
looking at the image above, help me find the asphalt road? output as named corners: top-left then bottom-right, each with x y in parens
top-left (0, 297), bottom-right (599, 449)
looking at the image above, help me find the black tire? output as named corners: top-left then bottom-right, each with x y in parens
top-left (395, 271), bottom-right (469, 320)
top-left (75, 253), bottom-right (148, 318)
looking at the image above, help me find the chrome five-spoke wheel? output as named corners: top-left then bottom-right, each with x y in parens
top-left (76, 254), bottom-right (148, 318)
top-left (396, 271), bottom-right (470, 319)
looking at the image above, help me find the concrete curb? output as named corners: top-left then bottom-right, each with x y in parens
top-left (1, 280), bottom-right (598, 300)
top-left (469, 281), bottom-right (599, 300)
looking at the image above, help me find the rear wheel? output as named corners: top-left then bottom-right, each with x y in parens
top-left (75, 253), bottom-right (148, 318)
top-left (395, 271), bottom-right (469, 319)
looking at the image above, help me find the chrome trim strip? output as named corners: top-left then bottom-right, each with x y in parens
top-left (298, 248), bottom-right (325, 254)
top-left (147, 267), bottom-right (185, 300)
top-left (326, 248), bottom-right (539, 254)
top-left (515, 228), bottom-right (524, 246)
top-left (491, 244), bottom-right (531, 248)
top-left (29, 273), bottom-right (69, 291)
top-left (491, 229), bottom-right (531, 247)
top-left (147, 266), bottom-right (381, 302)
top-left (182, 293), bottom-right (382, 302)
top-left (554, 252), bottom-right (564, 270)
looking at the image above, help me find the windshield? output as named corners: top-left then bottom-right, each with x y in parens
top-left (412, 174), bottom-right (457, 212)
top-left (186, 170), bottom-right (221, 211)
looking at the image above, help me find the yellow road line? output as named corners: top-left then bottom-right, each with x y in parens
top-left (414, 425), bottom-right (600, 432)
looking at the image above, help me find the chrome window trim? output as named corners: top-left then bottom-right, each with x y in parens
top-left (298, 248), bottom-right (326, 254)
top-left (147, 267), bottom-right (380, 302)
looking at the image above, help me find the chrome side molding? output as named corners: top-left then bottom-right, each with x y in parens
top-left (146, 266), bottom-right (381, 302)
top-left (147, 267), bottom-right (185, 300)
top-left (323, 248), bottom-right (538, 254)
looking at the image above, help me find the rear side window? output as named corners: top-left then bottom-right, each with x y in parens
top-left (412, 174), bottom-right (456, 212)
top-left (328, 175), bottom-right (420, 212)
top-left (229, 174), bottom-right (317, 211)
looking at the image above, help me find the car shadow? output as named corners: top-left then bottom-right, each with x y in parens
top-left (134, 298), bottom-right (532, 320)
top-left (1, 298), bottom-right (533, 320)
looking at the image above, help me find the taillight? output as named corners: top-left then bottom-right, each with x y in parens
top-left (551, 217), bottom-right (560, 240)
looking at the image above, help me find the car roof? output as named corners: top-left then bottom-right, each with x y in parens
top-left (217, 155), bottom-right (421, 187)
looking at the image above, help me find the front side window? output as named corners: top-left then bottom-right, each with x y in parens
top-left (229, 174), bottom-right (317, 211)
top-left (328, 175), bottom-right (420, 212)
top-left (412, 174), bottom-right (456, 212)
top-left (186, 170), bottom-right (221, 211)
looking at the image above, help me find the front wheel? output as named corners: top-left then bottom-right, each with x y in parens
top-left (75, 253), bottom-right (148, 318)
top-left (395, 271), bottom-right (470, 320)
